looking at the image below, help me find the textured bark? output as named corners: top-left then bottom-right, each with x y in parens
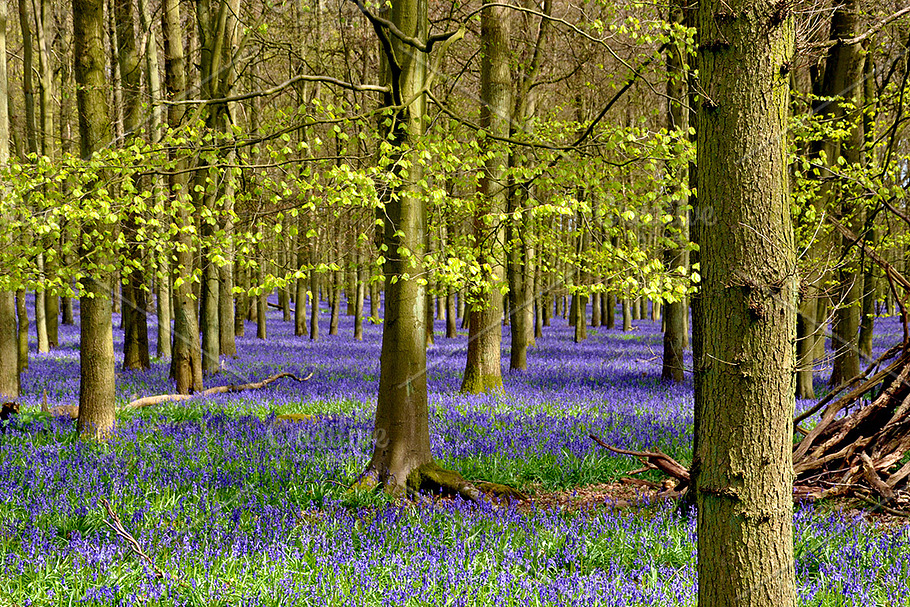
top-left (461, 0), bottom-right (509, 393)
top-left (694, 0), bottom-right (796, 603)
top-left (163, 0), bottom-right (203, 394)
top-left (74, 0), bottom-right (116, 439)
top-left (354, 263), bottom-right (364, 342)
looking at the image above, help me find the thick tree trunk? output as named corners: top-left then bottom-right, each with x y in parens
top-left (694, 0), bottom-right (796, 603)
top-left (461, 0), bottom-right (509, 392)
top-left (363, 0), bottom-right (434, 491)
top-left (74, 0), bottom-right (116, 439)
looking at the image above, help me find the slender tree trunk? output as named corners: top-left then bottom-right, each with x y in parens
top-left (446, 291), bottom-right (457, 338)
top-left (354, 262), bottom-right (364, 341)
top-left (0, 2), bottom-right (19, 399)
top-left (74, 0), bottom-right (117, 439)
top-left (295, 235), bottom-right (309, 337)
top-left (694, 0), bottom-right (796, 603)
top-left (116, 0), bottom-right (150, 371)
top-left (15, 291), bottom-right (27, 372)
top-left (661, 0), bottom-right (689, 383)
top-left (622, 298), bottom-right (631, 331)
top-left (329, 271), bottom-right (340, 335)
top-left (164, 0), bottom-right (202, 393)
top-left (310, 265), bottom-right (320, 340)
top-left (461, 0), bottom-right (509, 393)
top-left (235, 262), bottom-right (247, 337)
top-left (257, 264), bottom-right (267, 340)
top-left (604, 292), bottom-right (615, 329)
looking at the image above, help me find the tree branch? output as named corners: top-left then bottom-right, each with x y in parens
top-left (162, 74), bottom-right (389, 106)
top-left (810, 6), bottom-right (910, 48)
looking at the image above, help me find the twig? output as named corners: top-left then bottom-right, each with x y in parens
top-left (100, 499), bottom-right (167, 580)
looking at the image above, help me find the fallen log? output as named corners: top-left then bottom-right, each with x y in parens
top-left (588, 433), bottom-right (690, 487)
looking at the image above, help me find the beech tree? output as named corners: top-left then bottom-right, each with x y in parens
top-left (693, 0), bottom-right (796, 603)
top-left (73, 0), bottom-right (116, 439)
top-left (0, 0), bottom-right (18, 401)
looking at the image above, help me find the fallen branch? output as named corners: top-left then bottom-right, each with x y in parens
top-left (100, 498), bottom-right (167, 579)
top-left (120, 371), bottom-right (313, 411)
top-left (588, 434), bottom-right (690, 483)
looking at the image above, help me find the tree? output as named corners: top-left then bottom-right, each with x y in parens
top-left (73, 0), bottom-right (116, 439)
top-left (693, 0), bottom-right (796, 604)
top-left (460, 0), bottom-right (510, 393)
top-left (0, 0), bottom-right (18, 401)
top-left (661, 0), bottom-right (689, 383)
top-left (164, 0), bottom-right (203, 394)
top-left (359, 0), bottom-right (433, 491)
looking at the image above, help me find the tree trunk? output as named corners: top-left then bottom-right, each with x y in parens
top-left (445, 291), bottom-right (457, 338)
top-left (354, 263), bottom-right (365, 341)
top-left (235, 262), bottom-right (248, 337)
top-left (694, 0), bottom-right (796, 603)
top-left (295, 239), bottom-right (309, 337)
top-left (16, 290), bottom-right (27, 372)
top-left (461, 0), bottom-right (509, 393)
top-left (74, 0), bottom-right (117, 439)
top-left (661, 3), bottom-right (689, 382)
top-left (622, 298), bottom-right (631, 331)
top-left (329, 271), bottom-right (340, 335)
top-left (310, 266), bottom-right (320, 340)
top-left (604, 292), bottom-right (615, 329)
top-left (817, 0), bottom-right (865, 389)
top-left (0, 2), bottom-right (18, 399)
top-left (257, 264), bottom-right (267, 340)
top-left (164, 0), bottom-right (203, 394)
top-left (116, 0), bottom-right (150, 371)
top-left (363, 0), bottom-right (434, 492)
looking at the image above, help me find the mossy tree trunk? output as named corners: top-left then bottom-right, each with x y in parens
top-left (694, 0), bottom-right (796, 603)
top-left (74, 0), bottom-right (117, 439)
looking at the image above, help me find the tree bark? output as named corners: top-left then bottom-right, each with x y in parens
top-left (694, 0), bottom-right (796, 603)
top-left (74, 0), bottom-right (117, 439)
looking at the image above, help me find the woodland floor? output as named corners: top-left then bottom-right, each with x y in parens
top-left (2, 296), bottom-right (910, 606)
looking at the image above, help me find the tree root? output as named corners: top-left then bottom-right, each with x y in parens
top-left (406, 463), bottom-right (528, 505)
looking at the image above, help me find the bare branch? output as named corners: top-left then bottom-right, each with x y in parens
top-left (162, 74), bottom-right (389, 106)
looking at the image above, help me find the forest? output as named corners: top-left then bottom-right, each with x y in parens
top-left (1, 0), bottom-right (910, 604)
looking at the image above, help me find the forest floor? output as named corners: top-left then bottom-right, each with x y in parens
top-left (2, 296), bottom-right (909, 606)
